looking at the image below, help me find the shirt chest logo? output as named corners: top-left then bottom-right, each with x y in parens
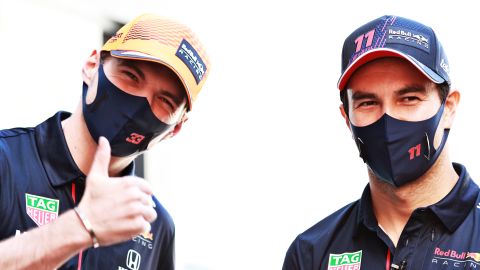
top-left (432, 247), bottom-right (480, 268)
top-left (25, 193), bottom-right (59, 226)
top-left (132, 231), bottom-right (154, 250)
top-left (328, 250), bottom-right (362, 270)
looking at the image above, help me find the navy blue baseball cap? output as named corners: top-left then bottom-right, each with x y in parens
top-left (338, 15), bottom-right (451, 91)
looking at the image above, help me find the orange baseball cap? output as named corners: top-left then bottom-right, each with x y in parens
top-left (101, 13), bottom-right (210, 111)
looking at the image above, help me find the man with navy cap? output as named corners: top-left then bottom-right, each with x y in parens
top-left (0, 14), bottom-right (209, 269)
top-left (283, 15), bottom-right (479, 269)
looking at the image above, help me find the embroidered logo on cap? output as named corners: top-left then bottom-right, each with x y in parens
top-left (176, 39), bottom-right (206, 84)
top-left (328, 250), bottom-right (362, 270)
top-left (25, 193), bottom-right (59, 226)
top-left (386, 26), bottom-right (430, 53)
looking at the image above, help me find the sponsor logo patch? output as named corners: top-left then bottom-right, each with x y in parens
top-left (328, 250), bottom-right (362, 270)
top-left (132, 231), bottom-right (154, 250)
top-left (386, 26), bottom-right (430, 53)
top-left (128, 249), bottom-right (141, 270)
top-left (432, 247), bottom-right (480, 268)
top-left (118, 249), bottom-right (142, 270)
top-left (25, 193), bottom-right (59, 226)
top-left (176, 39), bottom-right (206, 84)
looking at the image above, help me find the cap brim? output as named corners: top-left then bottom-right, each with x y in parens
top-left (109, 50), bottom-right (193, 110)
top-left (337, 48), bottom-right (445, 91)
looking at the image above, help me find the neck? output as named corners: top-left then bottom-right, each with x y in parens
top-left (61, 103), bottom-right (135, 177)
top-left (369, 146), bottom-right (458, 246)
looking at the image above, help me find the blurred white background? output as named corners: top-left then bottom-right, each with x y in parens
top-left (1, 1), bottom-right (478, 269)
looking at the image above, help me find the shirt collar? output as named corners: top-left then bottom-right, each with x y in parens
top-left (355, 184), bottom-right (377, 237)
top-left (355, 163), bottom-right (479, 236)
top-left (35, 111), bottom-right (135, 187)
top-left (429, 163), bottom-right (479, 232)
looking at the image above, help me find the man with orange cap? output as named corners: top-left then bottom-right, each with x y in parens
top-left (0, 13), bottom-right (210, 269)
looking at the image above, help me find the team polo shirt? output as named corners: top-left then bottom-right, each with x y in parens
top-left (283, 163), bottom-right (480, 270)
top-left (0, 112), bottom-right (174, 270)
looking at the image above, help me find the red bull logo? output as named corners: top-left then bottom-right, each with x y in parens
top-left (140, 231), bottom-right (153, 241)
top-left (434, 247), bottom-right (466, 260)
top-left (467, 252), bottom-right (480, 262)
top-left (132, 231), bottom-right (154, 250)
top-left (432, 247), bottom-right (480, 268)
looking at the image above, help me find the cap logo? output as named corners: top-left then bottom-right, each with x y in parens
top-left (440, 58), bottom-right (450, 74)
top-left (386, 26), bottom-right (430, 53)
top-left (176, 39), bottom-right (206, 84)
top-left (349, 29), bottom-right (376, 64)
top-left (107, 32), bottom-right (124, 44)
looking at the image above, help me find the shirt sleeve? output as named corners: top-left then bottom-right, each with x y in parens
top-left (152, 196), bottom-right (175, 270)
top-left (282, 236), bottom-right (312, 270)
top-left (156, 229), bottom-right (175, 270)
top-left (0, 139), bottom-right (8, 233)
top-left (283, 244), bottom-right (300, 270)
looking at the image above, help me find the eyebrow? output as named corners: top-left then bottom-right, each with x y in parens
top-left (351, 91), bottom-right (378, 101)
top-left (350, 84), bottom-right (429, 101)
top-left (395, 84), bottom-right (428, 96)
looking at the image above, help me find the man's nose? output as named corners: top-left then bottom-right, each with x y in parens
top-left (383, 104), bottom-right (407, 121)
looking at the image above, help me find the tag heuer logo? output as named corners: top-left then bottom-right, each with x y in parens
top-left (25, 193), bottom-right (59, 226)
top-left (328, 250), bottom-right (362, 270)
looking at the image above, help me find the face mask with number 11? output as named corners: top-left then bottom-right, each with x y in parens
top-left (350, 102), bottom-right (449, 186)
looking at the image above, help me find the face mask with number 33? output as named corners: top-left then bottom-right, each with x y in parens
top-left (82, 64), bottom-right (173, 157)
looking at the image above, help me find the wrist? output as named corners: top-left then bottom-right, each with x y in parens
top-left (73, 207), bottom-right (100, 248)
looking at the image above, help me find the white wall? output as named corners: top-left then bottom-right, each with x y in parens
top-left (1, 1), bottom-right (479, 269)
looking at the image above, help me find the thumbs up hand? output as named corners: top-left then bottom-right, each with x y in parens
top-left (76, 137), bottom-right (157, 247)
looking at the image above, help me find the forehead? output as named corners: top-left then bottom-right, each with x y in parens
top-left (346, 57), bottom-right (436, 94)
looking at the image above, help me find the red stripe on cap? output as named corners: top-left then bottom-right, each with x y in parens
top-left (337, 48), bottom-right (435, 91)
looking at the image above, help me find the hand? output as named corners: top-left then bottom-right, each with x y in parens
top-left (76, 137), bottom-right (157, 247)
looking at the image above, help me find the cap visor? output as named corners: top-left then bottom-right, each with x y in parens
top-left (337, 48), bottom-right (445, 91)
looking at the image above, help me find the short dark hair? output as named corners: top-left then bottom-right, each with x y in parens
top-left (100, 51), bottom-right (110, 63)
top-left (340, 82), bottom-right (450, 117)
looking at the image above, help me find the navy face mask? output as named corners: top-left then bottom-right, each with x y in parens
top-left (350, 103), bottom-right (449, 187)
top-left (82, 64), bottom-right (174, 157)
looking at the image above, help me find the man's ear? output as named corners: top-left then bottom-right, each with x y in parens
top-left (82, 50), bottom-right (100, 86)
top-left (443, 89), bottom-right (460, 129)
top-left (339, 104), bottom-right (351, 131)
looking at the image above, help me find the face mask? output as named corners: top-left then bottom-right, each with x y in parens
top-left (350, 103), bottom-right (449, 186)
top-left (82, 64), bottom-right (174, 157)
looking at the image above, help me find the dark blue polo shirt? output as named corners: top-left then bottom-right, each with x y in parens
top-left (0, 112), bottom-right (175, 270)
top-left (283, 163), bottom-right (480, 270)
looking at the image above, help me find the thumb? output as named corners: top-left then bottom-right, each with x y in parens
top-left (89, 136), bottom-right (111, 177)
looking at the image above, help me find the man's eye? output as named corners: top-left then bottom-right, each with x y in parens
top-left (158, 96), bottom-right (174, 110)
top-left (402, 96), bottom-right (421, 102)
top-left (123, 71), bottom-right (139, 82)
top-left (356, 100), bottom-right (377, 108)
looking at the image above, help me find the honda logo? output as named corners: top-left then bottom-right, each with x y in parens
top-left (126, 249), bottom-right (141, 270)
